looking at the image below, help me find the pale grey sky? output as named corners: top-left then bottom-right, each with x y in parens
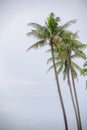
top-left (0, 0), bottom-right (87, 130)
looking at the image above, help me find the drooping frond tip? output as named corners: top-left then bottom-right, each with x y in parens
top-left (62, 19), bottom-right (77, 29)
top-left (27, 23), bottom-right (42, 29)
top-left (26, 40), bottom-right (46, 52)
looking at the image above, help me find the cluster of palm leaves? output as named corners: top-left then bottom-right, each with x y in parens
top-left (81, 61), bottom-right (87, 88)
top-left (27, 13), bottom-right (87, 130)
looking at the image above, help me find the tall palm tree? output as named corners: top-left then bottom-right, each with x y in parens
top-left (47, 44), bottom-right (81, 130)
top-left (27, 13), bottom-right (68, 130)
top-left (47, 31), bottom-right (87, 130)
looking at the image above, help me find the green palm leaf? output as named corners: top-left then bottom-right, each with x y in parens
top-left (26, 40), bottom-right (46, 51)
top-left (47, 61), bottom-right (63, 73)
top-left (84, 61), bottom-right (87, 67)
top-left (57, 64), bottom-right (63, 75)
top-left (71, 50), bottom-right (86, 60)
top-left (27, 29), bottom-right (48, 39)
top-left (71, 60), bottom-right (82, 73)
top-left (27, 23), bottom-right (42, 29)
top-left (71, 66), bottom-right (78, 78)
top-left (47, 64), bottom-right (54, 73)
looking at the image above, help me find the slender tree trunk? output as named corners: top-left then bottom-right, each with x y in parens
top-left (51, 43), bottom-right (68, 130)
top-left (71, 71), bottom-right (82, 130)
top-left (69, 54), bottom-right (82, 130)
top-left (67, 67), bottom-right (80, 130)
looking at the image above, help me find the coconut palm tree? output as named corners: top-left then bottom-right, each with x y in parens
top-left (47, 32), bottom-right (87, 130)
top-left (47, 44), bottom-right (81, 130)
top-left (27, 13), bottom-right (68, 130)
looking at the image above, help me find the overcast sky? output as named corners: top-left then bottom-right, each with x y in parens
top-left (0, 0), bottom-right (87, 130)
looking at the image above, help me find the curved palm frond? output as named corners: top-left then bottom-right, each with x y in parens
top-left (56, 17), bottom-right (61, 23)
top-left (84, 61), bottom-right (87, 67)
top-left (74, 41), bottom-right (87, 49)
top-left (47, 57), bottom-right (53, 64)
top-left (47, 64), bottom-right (54, 73)
top-left (81, 61), bottom-right (87, 76)
top-left (57, 63), bottom-right (64, 75)
top-left (71, 50), bottom-right (86, 60)
top-left (71, 66), bottom-right (78, 78)
top-left (62, 19), bottom-right (77, 29)
top-left (27, 23), bottom-right (42, 29)
top-left (71, 60), bottom-right (82, 72)
top-left (27, 27), bottom-right (49, 39)
top-left (26, 40), bottom-right (46, 51)
top-left (47, 61), bottom-right (63, 73)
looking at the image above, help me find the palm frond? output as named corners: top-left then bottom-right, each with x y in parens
top-left (71, 66), bottom-right (78, 78)
top-left (78, 43), bottom-right (87, 49)
top-left (56, 17), bottom-right (61, 22)
top-left (47, 64), bottom-right (54, 73)
top-left (45, 48), bottom-right (52, 53)
top-left (27, 30), bottom-right (40, 37)
top-left (46, 12), bottom-right (58, 34)
top-left (71, 60), bottom-right (82, 72)
top-left (74, 41), bottom-right (87, 49)
top-left (27, 30), bottom-right (41, 37)
top-left (47, 61), bottom-right (63, 73)
top-left (27, 29), bottom-right (48, 39)
top-left (80, 68), bottom-right (87, 75)
top-left (27, 23), bottom-right (42, 29)
top-left (71, 31), bottom-right (79, 39)
top-left (71, 50), bottom-right (86, 60)
top-left (47, 57), bottom-right (53, 64)
top-left (57, 64), bottom-right (63, 75)
top-left (84, 61), bottom-right (87, 67)
top-left (62, 19), bottom-right (77, 29)
top-left (27, 31), bottom-right (34, 36)
top-left (81, 61), bottom-right (87, 75)
top-left (26, 40), bottom-right (45, 51)
top-left (47, 56), bottom-right (61, 64)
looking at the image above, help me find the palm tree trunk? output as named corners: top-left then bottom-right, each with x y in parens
top-left (51, 43), bottom-right (68, 130)
top-left (67, 67), bottom-right (80, 130)
top-left (71, 71), bottom-right (82, 130)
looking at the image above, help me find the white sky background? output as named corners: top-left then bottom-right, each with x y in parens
top-left (0, 0), bottom-right (87, 130)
